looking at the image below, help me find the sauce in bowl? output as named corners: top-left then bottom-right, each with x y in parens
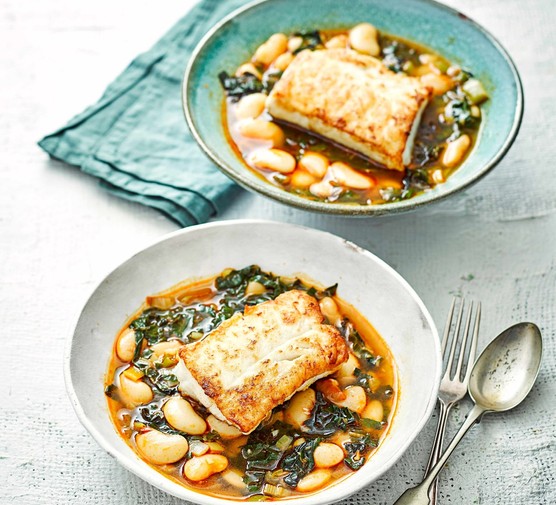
top-left (105, 265), bottom-right (397, 500)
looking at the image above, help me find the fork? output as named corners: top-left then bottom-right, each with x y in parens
top-left (424, 298), bottom-right (481, 504)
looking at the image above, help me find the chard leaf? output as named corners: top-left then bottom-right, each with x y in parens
top-left (306, 284), bottom-right (338, 300)
top-left (382, 41), bottom-right (405, 73)
top-left (413, 142), bottom-right (441, 168)
top-left (218, 71), bottom-right (264, 101)
top-left (340, 322), bottom-right (381, 367)
top-left (242, 443), bottom-right (283, 471)
top-left (282, 438), bottom-right (321, 487)
top-left (243, 471), bottom-right (266, 493)
top-left (361, 418), bottom-right (384, 430)
top-left (354, 367), bottom-right (374, 395)
top-left (343, 432), bottom-right (378, 470)
top-left (303, 392), bottom-right (359, 436)
top-left (292, 31), bottom-right (323, 54)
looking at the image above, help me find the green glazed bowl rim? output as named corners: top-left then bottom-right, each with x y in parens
top-left (182, 0), bottom-right (524, 216)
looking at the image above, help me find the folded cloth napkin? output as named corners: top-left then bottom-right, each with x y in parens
top-left (38, 0), bottom-right (249, 226)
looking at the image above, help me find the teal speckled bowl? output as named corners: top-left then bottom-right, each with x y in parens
top-left (183, 0), bottom-right (523, 216)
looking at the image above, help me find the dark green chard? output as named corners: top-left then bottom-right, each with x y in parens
top-left (139, 366), bottom-right (179, 395)
top-left (135, 402), bottom-right (221, 446)
top-left (126, 304), bottom-right (214, 393)
top-left (282, 438), bottom-right (321, 486)
top-left (339, 320), bottom-right (382, 367)
top-left (240, 425), bottom-right (321, 492)
top-left (413, 143), bottom-right (442, 168)
top-left (304, 392), bottom-right (359, 436)
top-left (215, 265), bottom-right (337, 313)
top-left (129, 305), bottom-right (206, 360)
top-left (219, 71), bottom-right (265, 101)
top-left (262, 70), bottom-right (283, 93)
top-left (241, 421), bottom-right (298, 493)
top-left (291, 30), bottom-right (323, 53)
top-left (354, 368), bottom-right (375, 395)
top-left (343, 432), bottom-right (378, 470)
top-left (380, 38), bottom-right (420, 73)
top-left (306, 283), bottom-right (337, 300)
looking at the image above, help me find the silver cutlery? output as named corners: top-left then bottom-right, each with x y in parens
top-left (424, 299), bottom-right (481, 504)
top-left (393, 322), bottom-right (543, 505)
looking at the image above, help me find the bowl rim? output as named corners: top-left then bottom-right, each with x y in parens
top-left (182, 0), bottom-right (524, 216)
top-left (64, 219), bottom-right (442, 505)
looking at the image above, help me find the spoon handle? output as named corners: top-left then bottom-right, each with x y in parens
top-left (393, 404), bottom-right (486, 505)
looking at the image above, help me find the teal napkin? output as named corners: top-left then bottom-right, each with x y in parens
top-left (38, 0), bottom-right (248, 226)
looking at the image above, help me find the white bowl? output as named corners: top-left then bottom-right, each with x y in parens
top-left (65, 220), bottom-right (441, 505)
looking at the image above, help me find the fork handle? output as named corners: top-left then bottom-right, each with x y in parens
top-left (424, 401), bottom-right (453, 504)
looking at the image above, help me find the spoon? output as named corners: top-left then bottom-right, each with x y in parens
top-left (393, 322), bottom-right (543, 505)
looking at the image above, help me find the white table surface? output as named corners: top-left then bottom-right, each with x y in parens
top-left (1, 0), bottom-right (554, 503)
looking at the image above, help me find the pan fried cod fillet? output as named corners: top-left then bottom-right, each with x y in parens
top-left (266, 49), bottom-right (432, 171)
top-left (174, 290), bottom-right (349, 434)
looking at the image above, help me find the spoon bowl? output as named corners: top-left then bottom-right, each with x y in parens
top-left (469, 322), bottom-right (543, 412)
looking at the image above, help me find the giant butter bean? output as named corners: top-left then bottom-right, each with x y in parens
top-left (349, 23), bottom-right (380, 56)
top-left (329, 162), bottom-right (374, 189)
top-left (183, 454), bottom-right (229, 481)
top-left (335, 353), bottom-right (360, 378)
top-left (207, 415), bottom-right (243, 440)
top-left (442, 134), bottom-right (471, 168)
top-left (245, 280), bottom-right (266, 295)
top-left (298, 152), bottom-right (329, 178)
top-left (119, 374), bottom-right (153, 407)
top-left (136, 430), bottom-right (188, 465)
top-left (253, 33), bottom-right (288, 65)
top-left (420, 73), bottom-right (455, 96)
top-left (362, 399), bottom-right (384, 423)
top-left (238, 119), bottom-right (285, 147)
top-left (287, 36), bottom-right (303, 53)
top-left (235, 93), bottom-right (267, 120)
top-left (291, 169), bottom-right (318, 188)
top-left (273, 51), bottom-right (294, 71)
top-left (296, 469), bottom-right (332, 492)
top-left (116, 328), bottom-right (136, 362)
top-left (284, 389), bottom-right (316, 429)
top-left (314, 443), bottom-right (344, 468)
top-left (309, 180), bottom-right (336, 199)
top-left (249, 149), bottom-right (296, 174)
top-left (150, 340), bottom-right (182, 362)
top-left (325, 34), bottom-right (348, 49)
top-left (332, 386), bottom-right (367, 413)
top-left (319, 297), bottom-right (341, 325)
top-left (163, 396), bottom-right (207, 435)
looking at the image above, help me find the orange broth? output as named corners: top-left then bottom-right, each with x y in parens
top-left (105, 267), bottom-right (397, 500)
top-left (221, 28), bottom-right (485, 205)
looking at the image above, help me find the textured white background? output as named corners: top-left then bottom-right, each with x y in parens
top-left (1, 0), bottom-right (554, 503)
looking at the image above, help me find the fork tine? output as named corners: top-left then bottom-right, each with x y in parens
top-left (440, 298), bottom-right (456, 354)
top-left (444, 298), bottom-right (465, 378)
top-left (455, 301), bottom-right (474, 379)
top-left (463, 302), bottom-right (481, 383)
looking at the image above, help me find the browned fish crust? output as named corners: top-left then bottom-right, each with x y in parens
top-left (178, 290), bottom-right (349, 433)
top-left (267, 49), bottom-right (432, 171)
